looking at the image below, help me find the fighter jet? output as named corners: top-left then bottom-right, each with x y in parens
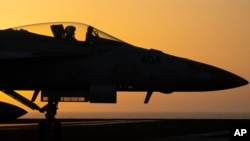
top-left (0, 22), bottom-right (248, 140)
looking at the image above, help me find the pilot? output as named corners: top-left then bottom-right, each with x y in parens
top-left (64, 25), bottom-right (76, 41)
top-left (85, 26), bottom-right (98, 44)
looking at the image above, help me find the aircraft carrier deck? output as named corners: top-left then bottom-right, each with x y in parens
top-left (0, 119), bottom-right (249, 141)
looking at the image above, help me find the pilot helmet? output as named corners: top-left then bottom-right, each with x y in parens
top-left (65, 26), bottom-right (76, 35)
top-left (87, 26), bottom-right (93, 32)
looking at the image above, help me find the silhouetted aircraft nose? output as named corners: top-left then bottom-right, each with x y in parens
top-left (188, 61), bottom-right (248, 91)
top-left (210, 69), bottom-right (248, 90)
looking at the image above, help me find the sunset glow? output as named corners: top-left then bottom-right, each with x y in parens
top-left (0, 0), bottom-right (249, 118)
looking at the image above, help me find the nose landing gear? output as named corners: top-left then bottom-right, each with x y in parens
top-left (38, 97), bottom-right (62, 141)
top-left (1, 90), bottom-right (63, 141)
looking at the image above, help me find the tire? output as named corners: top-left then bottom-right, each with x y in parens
top-left (54, 120), bottom-right (62, 141)
top-left (38, 120), bottom-right (47, 141)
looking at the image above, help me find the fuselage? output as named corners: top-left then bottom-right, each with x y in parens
top-left (0, 25), bottom-right (248, 94)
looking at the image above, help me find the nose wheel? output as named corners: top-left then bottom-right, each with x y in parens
top-left (38, 97), bottom-right (62, 141)
top-left (1, 90), bottom-right (63, 141)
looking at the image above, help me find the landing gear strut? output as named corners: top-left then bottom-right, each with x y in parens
top-left (1, 90), bottom-right (63, 141)
top-left (38, 97), bottom-right (62, 141)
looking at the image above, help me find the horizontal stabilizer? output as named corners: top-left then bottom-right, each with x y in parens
top-left (0, 101), bottom-right (27, 122)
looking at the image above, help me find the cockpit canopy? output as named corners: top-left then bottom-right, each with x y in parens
top-left (12, 22), bottom-right (125, 43)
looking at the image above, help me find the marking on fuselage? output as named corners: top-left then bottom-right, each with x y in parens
top-left (142, 55), bottom-right (161, 65)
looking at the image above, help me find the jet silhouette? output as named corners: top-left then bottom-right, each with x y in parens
top-left (0, 22), bottom-right (248, 141)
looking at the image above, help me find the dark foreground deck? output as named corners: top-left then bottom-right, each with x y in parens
top-left (0, 119), bottom-right (249, 141)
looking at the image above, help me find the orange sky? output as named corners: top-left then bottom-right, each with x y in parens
top-left (0, 0), bottom-right (249, 118)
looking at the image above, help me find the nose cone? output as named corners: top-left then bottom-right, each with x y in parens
top-left (189, 61), bottom-right (248, 91)
top-left (211, 68), bottom-right (248, 89)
